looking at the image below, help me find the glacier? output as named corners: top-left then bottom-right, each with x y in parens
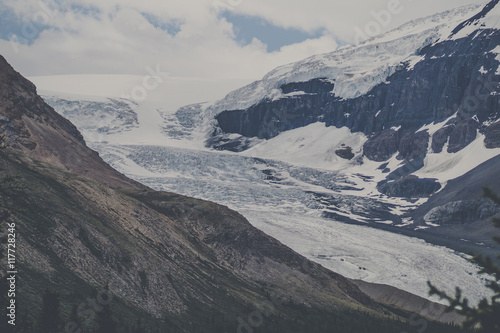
top-left (32, 87), bottom-right (493, 306)
top-left (27, 2), bottom-right (500, 306)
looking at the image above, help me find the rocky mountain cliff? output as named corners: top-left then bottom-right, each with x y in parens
top-left (210, 3), bottom-right (500, 155)
top-left (0, 56), bottom-right (461, 332)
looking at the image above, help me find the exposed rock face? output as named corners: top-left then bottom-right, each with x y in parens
top-left (484, 120), bottom-right (500, 148)
top-left (431, 125), bottom-right (454, 153)
top-left (378, 176), bottom-right (441, 198)
top-left (363, 130), bottom-right (399, 162)
top-left (423, 200), bottom-right (500, 225)
top-left (335, 145), bottom-right (355, 160)
top-left (412, 154), bottom-right (500, 228)
top-left (446, 119), bottom-right (479, 153)
top-left (215, 83), bottom-right (332, 140)
top-left (280, 78), bottom-right (335, 95)
top-left (206, 132), bottom-right (258, 152)
top-left (397, 131), bottom-right (430, 160)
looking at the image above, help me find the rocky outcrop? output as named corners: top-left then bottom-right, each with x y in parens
top-left (206, 132), bottom-right (258, 152)
top-left (363, 130), bottom-right (399, 162)
top-left (423, 200), bottom-right (500, 225)
top-left (280, 78), bottom-right (334, 94)
top-left (397, 131), bottom-right (430, 160)
top-left (378, 176), bottom-right (441, 198)
top-left (431, 125), bottom-right (454, 153)
top-left (335, 145), bottom-right (355, 160)
top-left (447, 119), bottom-right (479, 153)
top-left (412, 154), bottom-right (500, 228)
top-left (484, 120), bottom-right (500, 148)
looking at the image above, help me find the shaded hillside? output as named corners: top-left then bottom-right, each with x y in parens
top-left (353, 280), bottom-right (463, 325)
top-left (409, 155), bottom-right (500, 258)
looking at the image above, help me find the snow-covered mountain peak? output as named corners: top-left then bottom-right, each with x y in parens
top-left (208, 3), bottom-right (483, 116)
top-left (451, 0), bottom-right (500, 39)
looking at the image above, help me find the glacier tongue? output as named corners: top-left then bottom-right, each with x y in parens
top-left (88, 142), bottom-right (491, 306)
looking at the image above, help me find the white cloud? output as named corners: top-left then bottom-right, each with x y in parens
top-left (230, 0), bottom-right (488, 40)
top-left (0, 0), bottom-right (487, 80)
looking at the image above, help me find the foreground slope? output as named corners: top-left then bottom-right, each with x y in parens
top-left (0, 149), bottom-right (382, 332)
top-left (0, 56), bottom-right (460, 332)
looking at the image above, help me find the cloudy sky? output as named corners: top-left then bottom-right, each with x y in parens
top-left (0, 0), bottom-right (488, 80)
